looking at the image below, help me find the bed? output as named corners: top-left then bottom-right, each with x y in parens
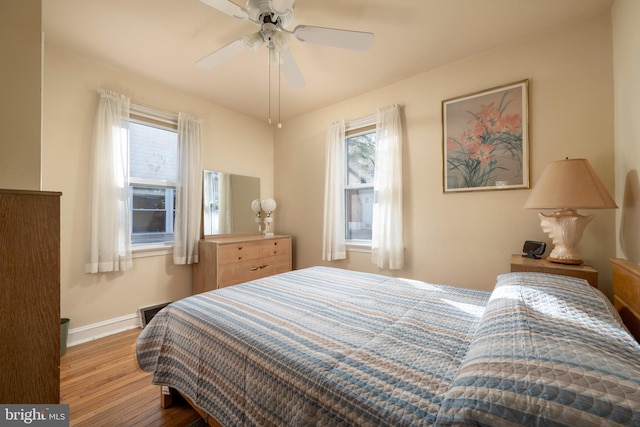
top-left (136, 262), bottom-right (640, 426)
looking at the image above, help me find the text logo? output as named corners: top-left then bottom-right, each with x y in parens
top-left (1, 405), bottom-right (69, 426)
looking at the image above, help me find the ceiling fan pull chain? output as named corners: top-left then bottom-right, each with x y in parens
top-left (278, 51), bottom-right (282, 129)
top-left (268, 47), bottom-right (272, 125)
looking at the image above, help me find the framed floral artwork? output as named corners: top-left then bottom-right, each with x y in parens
top-left (442, 80), bottom-right (529, 192)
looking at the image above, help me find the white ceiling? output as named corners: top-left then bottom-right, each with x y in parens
top-left (42, 0), bottom-right (612, 122)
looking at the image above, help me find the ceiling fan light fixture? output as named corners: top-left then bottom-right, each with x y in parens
top-left (271, 31), bottom-right (290, 52)
top-left (243, 31), bottom-right (264, 53)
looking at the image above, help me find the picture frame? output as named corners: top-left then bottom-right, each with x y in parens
top-left (442, 79), bottom-right (529, 193)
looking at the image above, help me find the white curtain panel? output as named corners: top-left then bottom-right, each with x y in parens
top-left (86, 89), bottom-right (132, 273)
top-left (372, 105), bottom-right (404, 269)
top-left (173, 113), bottom-right (203, 265)
top-left (322, 119), bottom-right (347, 261)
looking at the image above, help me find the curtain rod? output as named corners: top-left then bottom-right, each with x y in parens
top-left (130, 101), bottom-right (179, 124)
top-left (346, 114), bottom-right (375, 130)
top-left (345, 104), bottom-right (403, 130)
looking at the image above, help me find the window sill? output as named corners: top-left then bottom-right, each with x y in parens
top-left (132, 243), bottom-right (173, 258)
top-left (346, 241), bottom-right (372, 253)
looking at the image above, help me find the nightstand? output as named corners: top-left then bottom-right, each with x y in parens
top-left (510, 254), bottom-right (598, 288)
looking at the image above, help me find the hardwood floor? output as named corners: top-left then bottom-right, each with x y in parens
top-left (60, 328), bottom-right (201, 426)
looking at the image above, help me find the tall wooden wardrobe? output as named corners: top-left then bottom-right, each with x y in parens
top-left (0, 189), bottom-right (61, 403)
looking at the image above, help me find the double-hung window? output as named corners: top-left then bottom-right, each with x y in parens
top-left (129, 109), bottom-right (178, 247)
top-left (87, 90), bottom-right (202, 272)
top-left (323, 105), bottom-right (403, 268)
top-left (345, 124), bottom-right (377, 245)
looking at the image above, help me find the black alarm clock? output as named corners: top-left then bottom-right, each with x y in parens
top-left (522, 240), bottom-right (546, 259)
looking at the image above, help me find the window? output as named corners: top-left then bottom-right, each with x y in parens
top-left (323, 105), bottom-right (402, 267)
top-left (129, 114), bottom-right (178, 246)
top-left (345, 125), bottom-right (376, 243)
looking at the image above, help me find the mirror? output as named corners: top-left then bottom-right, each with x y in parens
top-left (203, 170), bottom-right (261, 236)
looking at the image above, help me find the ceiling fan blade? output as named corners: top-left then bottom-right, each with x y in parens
top-left (199, 0), bottom-right (249, 20)
top-left (293, 25), bottom-right (374, 51)
top-left (196, 38), bottom-right (247, 69)
top-left (280, 50), bottom-right (306, 89)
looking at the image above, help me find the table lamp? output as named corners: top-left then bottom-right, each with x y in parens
top-left (524, 158), bottom-right (617, 265)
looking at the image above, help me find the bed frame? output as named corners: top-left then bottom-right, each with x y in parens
top-left (160, 385), bottom-right (222, 427)
top-left (611, 258), bottom-right (640, 342)
top-left (158, 258), bottom-right (640, 423)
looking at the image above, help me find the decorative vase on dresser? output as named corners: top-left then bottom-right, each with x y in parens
top-left (193, 234), bottom-right (292, 294)
top-left (0, 189), bottom-right (61, 404)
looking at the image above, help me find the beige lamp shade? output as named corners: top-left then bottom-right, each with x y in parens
top-left (524, 158), bottom-right (616, 265)
top-left (524, 158), bottom-right (617, 209)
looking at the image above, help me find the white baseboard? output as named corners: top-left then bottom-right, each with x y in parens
top-left (67, 313), bottom-right (141, 347)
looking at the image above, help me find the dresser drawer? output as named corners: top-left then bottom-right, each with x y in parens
top-left (218, 242), bottom-right (261, 264)
top-left (218, 254), bottom-right (291, 287)
top-left (217, 238), bottom-right (291, 264)
top-left (259, 237), bottom-right (291, 257)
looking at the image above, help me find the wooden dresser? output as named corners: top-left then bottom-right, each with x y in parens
top-left (193, 234), bottom-right (292, 293)
top-left (0, 189), bottom-right (61, 404)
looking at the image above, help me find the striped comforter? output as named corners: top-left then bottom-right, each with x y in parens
top-left (136, 267), bottom-right (640, 426)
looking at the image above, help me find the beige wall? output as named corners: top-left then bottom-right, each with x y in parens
top-left (42, 45), bottom-right (274, 329)
top-left (27, 5), bottom-right (630, 330)
top-left (0, 0), bottom-right (42, 190)
top-left (612, 0), bottom-right (640, 264)
top-left (275, 14), bottom-right (617, 296)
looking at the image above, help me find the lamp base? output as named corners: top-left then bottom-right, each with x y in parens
top-left (538, 208), bottom-right (594, 266)
top-left (263, 217), bottom-right (274, 238)
top-left (547, 256), bottom-right (584, 265)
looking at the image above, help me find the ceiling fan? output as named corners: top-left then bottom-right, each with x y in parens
top-left (197, 0), bottom-right (375, 89)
